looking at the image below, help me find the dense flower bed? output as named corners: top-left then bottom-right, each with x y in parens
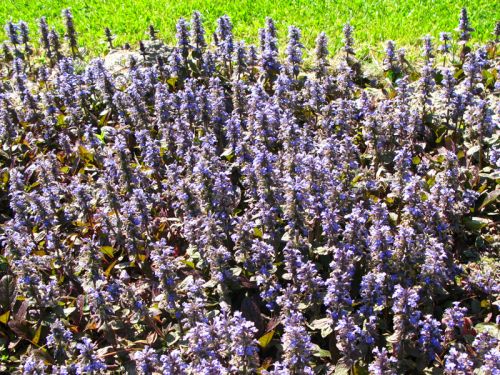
top-left (0, 8), bottom-right (498, 374)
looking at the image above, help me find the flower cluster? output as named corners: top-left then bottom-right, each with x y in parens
top-left (0, 7), bottom-right (498, 374)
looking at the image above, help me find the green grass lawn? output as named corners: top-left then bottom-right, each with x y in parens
top-left (1, 0), bottom-right (498, 57)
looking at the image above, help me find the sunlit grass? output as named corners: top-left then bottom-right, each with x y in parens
top-left (1, 0), bottom-right (498, 57)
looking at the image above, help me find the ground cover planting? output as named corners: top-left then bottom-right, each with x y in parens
top-left (0, 7), bottom-right (499, 374)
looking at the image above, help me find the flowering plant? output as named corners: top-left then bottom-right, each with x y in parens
top-left (0, 8), bottom-right (498, 374)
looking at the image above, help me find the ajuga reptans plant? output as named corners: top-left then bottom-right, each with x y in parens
top-left (0, 7), bottom-right (498, 375)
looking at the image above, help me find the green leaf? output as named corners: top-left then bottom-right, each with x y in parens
top-left (182, 260), bottom-right (196, 269)
top-left (78, 145), bottom-right (94, 162)
top-left (0, 275), bottom-right (16, 311)
top-left (98, 109), bottom-right (111, 126)
top-left (166, 331), bottom-right (180, 346)
top-left (230, 267), bottom-right (242, 276)
top-left (313, 246), bottom-right (329, 256)
top-left (203, 279), bottom-right (218, 288)
top-left (479, 170), bottom-right (500, 181)
top-left (95, 131), bottom-right (105, 142)
top-left (435, 125), bottom-right (448, 143)
top-left (258, 330), bottom-right (275, 348)
top-left (309, 317), bottom-right (332, 330)
top-left (466, 145), bottom-right (480, 157)
top-left (480, 299), bottom-right (490, 308)
top-left (0, 256), bottom-right (8, 273)
top-left (311, 343), bottom-right (331, 358)
top-left (100, 246), bottom-right (114, 258)
top-left (464, 217), bottom-right (492, 231)
top-left (386, 331), bottom-right (399, 343)
top-left (63, 307), bottom-right (77, 316)
top-left (253, 227), bottom-right (263, 239)
top-left (454, 69), bottom-right (464, 79)
top-left (0, 311), bottom-right (9, 324)
top-left (479, 190), bottom-right (499, 211)
top-left (221, 148), bottom-right (234, 161)
top-left (423, 366), bottom-right (445, 374)
top-left (353, 363), bottom-right (369, 375)
top-left (57, 113), bottom-right (66, 126)
top-left (412, 156), bottom-right (421, 165)
top-left (104, 259), bottom-right (118, 277)
top-left (475, 323), bottom-right (499, 338)
top-left (281, 231), bottom-right (291, 242)
top-left (334, 358), bottom-right (351, 375)
top-left (167, 77), bottom-right (178, 87)
top-left (308, 317), bottom-right (333, 338)
top-left (389, 212), bottom-right (398, 224)
top-left (177, 275), bottom-right (194, 290)
top-left (32, 324), bottom-right (42, 345)
top-left (0, 169), bottom-right (9, 186)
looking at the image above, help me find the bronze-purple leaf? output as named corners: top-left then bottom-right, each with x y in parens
top-left (0, 275), bottom-right (16, 311)
top-left (8, 318), bottom-right (33, 340)
top-left (241, 296), bottom-right (264, 336)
